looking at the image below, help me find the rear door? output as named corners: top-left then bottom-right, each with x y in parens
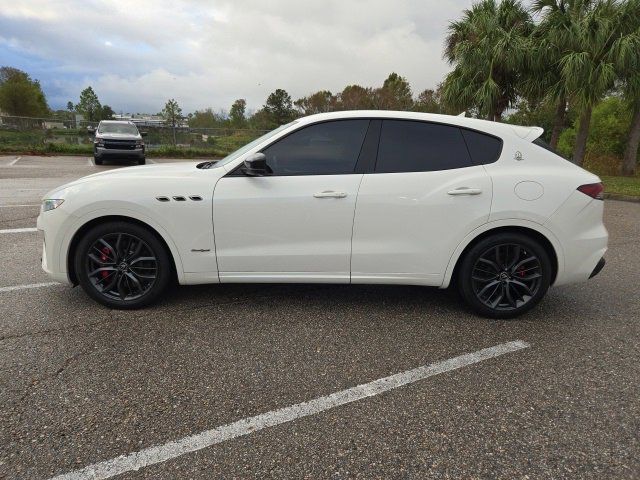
top-left (351, 120), bottom-right (496, 285)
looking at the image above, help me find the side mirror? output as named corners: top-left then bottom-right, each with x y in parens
top-left (242, 152), bottom-right (270, 176)
top-left (140, 131), bottom-right (148, 137)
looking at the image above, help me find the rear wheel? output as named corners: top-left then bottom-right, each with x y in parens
top-left (457, 233), bottom-right (552, 319)
top-left (74, 221), bottom-right (172, 309)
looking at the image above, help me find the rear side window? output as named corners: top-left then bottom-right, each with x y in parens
top-left (262, 120), bottom-right (369, 175)
top-left (460, 129), bottom-right (503, 165)
top-left (375, 120), bottom-right (472, 173)
top-left (532, 137), bottom-right (568, 160)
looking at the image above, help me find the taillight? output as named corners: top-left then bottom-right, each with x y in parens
top-left (577, 182), bottom-right (604, 200)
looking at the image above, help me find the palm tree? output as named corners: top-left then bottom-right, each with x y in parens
top-left (533, 0), bottom-right (622, 166)
top-left (616, 0), bottom-right (640, 176)
top-left (525, 0), bottom-right (585, 148)
top-left (442, 0), bottom-right (534, 121)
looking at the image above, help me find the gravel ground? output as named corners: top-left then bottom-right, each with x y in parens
top-left (1, 155), bottom-right (638, 479)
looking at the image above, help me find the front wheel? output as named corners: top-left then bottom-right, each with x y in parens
top-left (74, 221), bottom-right (172, 309)
top-left (457, 233), bottom-right (552, 319)
top-left (138, 157), bottom-right (146, 165)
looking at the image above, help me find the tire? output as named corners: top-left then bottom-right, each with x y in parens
top-left (138, 157), bottom-right (146, 165)
top-left (457, 232), bottom-right (552, 319)
top-left (74, 221), bottom-right (172, 309)
top-left (94, 156), bottom-right (103, 165)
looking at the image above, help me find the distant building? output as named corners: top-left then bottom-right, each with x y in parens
top-left (43, 121), bottom-right (65, 129)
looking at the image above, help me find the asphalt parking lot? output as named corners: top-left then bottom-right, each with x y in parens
top-left (0, 154), bottom-right (639, 479)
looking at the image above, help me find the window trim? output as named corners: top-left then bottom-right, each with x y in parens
top-left (372, 119), bottom-right (504, 174)
top-left (227, 118), bottom-right (373, 177)
top-left (225, 117), bottom-right (504, 177)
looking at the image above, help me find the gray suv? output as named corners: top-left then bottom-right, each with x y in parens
top-left (93, 120), bottom-right (145, 165)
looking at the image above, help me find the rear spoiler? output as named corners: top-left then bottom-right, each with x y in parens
top-left (510, 125), bottom-right (544, 141)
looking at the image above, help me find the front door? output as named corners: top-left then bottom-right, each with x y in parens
top-left (213, 119), bottom-right (371, 283)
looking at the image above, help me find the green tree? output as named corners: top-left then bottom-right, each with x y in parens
top-left (100, 104), bottom-right (115, 120)
top-left (229, 99), bottom-right (247, 127)
top-left (557, 96), bottom-right (632, 167)
top-left (0, 67), bottom-right (49, 116)
top-left (442, 0), bottom-right (534, 121)
top-left (263, 89), bottom-right (295, 126)
top-left (543, 0), bottom-right (624, 166)
top-left (294, 90), bottom-right (336, 115)
top-left (189, 108), bottom-right (220, 128)
top-left (616, 0), bottom-right (640, 175)
top-left (76, 86), bottom-right (102, 122)
top-left (523, 0), bottom-right (586, 148)
top-left (374, 73), bottom-right (413, 110)
top-left (162, 98), bottom-right (182, 145)
top-left (66, 101), bottom-right (74, 112)
top-left (337, 85), bottom-right (375, 110)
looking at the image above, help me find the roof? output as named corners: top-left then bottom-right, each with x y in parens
top-left (295, 110), bottom-right (543, 142)
top-left (98, 120), bottom-right (135, 125)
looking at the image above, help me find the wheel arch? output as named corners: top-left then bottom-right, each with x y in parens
top-left (66, 214), bottom-right (182, 286)
top-left (442, 221), bottom-right (562, 289)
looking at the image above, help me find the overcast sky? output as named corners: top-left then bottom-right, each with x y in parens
top-left (0, 0), bottom-right (473, 114)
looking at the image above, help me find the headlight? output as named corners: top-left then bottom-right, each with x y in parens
top-left (94, 137), bottom-right (104, 146)
top-left (136, 139), bottom-right (144, 146)
top-left (41, 199), bottom-right (64, 213)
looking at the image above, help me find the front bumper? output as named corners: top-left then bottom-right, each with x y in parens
top-left (37, 208), bottom-right (75, 285)
top-left (95, 146), bottom-right (145, 158)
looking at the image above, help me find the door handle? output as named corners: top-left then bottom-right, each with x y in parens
top-left (447, 187), bottom-right (482, 196)
top-left (313, 191), bottom-right (348, 198)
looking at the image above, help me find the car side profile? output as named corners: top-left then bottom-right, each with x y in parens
top-left (37, 111), bottom-right (608, 318)
top-left (93, 120), bottom-right (145, 165)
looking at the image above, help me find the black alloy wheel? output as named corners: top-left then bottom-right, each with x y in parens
top-left (471, 243), bottom-right (542, 311)
top-left (86, 233), bottom-right (157, 301)
top-left (457, 233), bottom-right (552, 319)
top-left (75, 221), bottom-right (172, 308)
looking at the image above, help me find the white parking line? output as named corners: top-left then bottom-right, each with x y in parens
top-left (49, 340), bottom-right (530, 480)
top-left (87, 157), bottom-right (94, 166)
top-left (8, 156), bottom-right (22, 166)
top-left (0, 204), bottom-right (40, 208)
top-left (146, 158), bottom-right (155, 164)
top-left (0, 282), bottom-right (58, 293)
top-left (0, 227), bottom-right (37, 234)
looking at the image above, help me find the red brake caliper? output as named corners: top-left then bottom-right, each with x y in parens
top-left (101, 247), bottom-right (111, 278)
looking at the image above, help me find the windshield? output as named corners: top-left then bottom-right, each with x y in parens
top-left (213, 121), bottom-right (297, 167)
top-left (98, 123), bottom-right (139, 135)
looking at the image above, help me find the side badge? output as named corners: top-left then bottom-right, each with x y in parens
top-left (514, 151), bottom-right (524, 161)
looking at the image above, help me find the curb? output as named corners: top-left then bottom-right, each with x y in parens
top-left (604, 193), bottom-right (640, 203)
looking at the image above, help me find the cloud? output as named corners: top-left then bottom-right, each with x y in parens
top-left (0, 0), bottom-right (472, 113)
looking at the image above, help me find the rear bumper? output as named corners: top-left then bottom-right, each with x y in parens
top-left (544, 191), bottom-right (608, 286)
top-left (589, 257), bottom-right (605, 279)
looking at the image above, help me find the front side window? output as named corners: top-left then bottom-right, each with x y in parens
top-left (262, 120), bottom-right (369, 175)
top-left (376, 120), bottom-right (473, 173)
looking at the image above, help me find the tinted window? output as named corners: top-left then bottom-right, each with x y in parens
top-left (262, 120), bottom-right (369, 175)
top-left (376, 120), bottom-right (472, 173)
top-left (461, 129), bottom-right (502, 165)
top-left (98, 123), bottom-right (139, 135)
top-left (532, 137), bottom-right (568, 160)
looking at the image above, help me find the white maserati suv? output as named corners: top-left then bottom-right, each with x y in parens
top-left (37, 111), bottom-right (608, 318)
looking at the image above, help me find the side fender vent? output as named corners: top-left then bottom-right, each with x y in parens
top-left (156, 196), bottom-right (170, 202)
top-left (189, 195), bottom-right (203, 201)
top-left (172, 196), bottom-right (187, 201)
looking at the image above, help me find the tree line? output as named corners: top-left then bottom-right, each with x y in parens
top-left (1, 0), bottom-right (638, 175)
